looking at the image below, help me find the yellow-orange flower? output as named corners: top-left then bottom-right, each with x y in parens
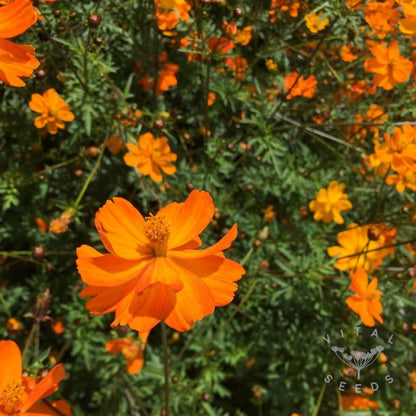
top-left (305, 11), bottom-right (329, 33)
top-left (106, 333), bottom-right (148, 374)
top-left (364, 40), bottom-right (414, 90)
top-left (346, 268), bottom-right (383, 326)
top-left (76, 190), bottom-right (245, 333)
top-left (327, 223), bottom-right (395, 272)
top-left (106, 135), bottom-right (125, 155)
top-left (397, 0), bottom-right (416, 34)
top-left (123, 132), bottom-right (177, 182)
top-left (236, 26), bottom-right (253, 46)
top-left (309, 181), bottom-right (353, 224)
top-left (0, 340), bottom-right (69, 415)
top-left (29, 89), bottom-right (75, 135)
top-left (0, 0), bottom-right (40, 86)
top-left (410, 370), bottom-right (416, 389)
top-left (284, 72), bottom-right (317, 99)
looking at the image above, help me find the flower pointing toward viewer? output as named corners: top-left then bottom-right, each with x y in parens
top-left (76, 190), bottom-right (245, 333)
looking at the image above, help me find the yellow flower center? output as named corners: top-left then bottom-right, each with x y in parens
top-left (0, 380), bottom-right (24, 414)
top-left (144, 214), bottom-right (169, 257)
top-left (50, 108), bottom-right (59, 117)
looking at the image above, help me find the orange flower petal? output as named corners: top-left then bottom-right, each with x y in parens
top-left (0, 39), bottom-right (39, 87)
top-left (21, 364), bottom-right (66, 412)
top-left (94, 198), bottom-right (152, 259)
top-left (0, 340), bottom-right (22, 392)
top-left (169, 223), bottom-right (238, 259)
top-left (0, 0), bottom-right (37, 38)
top-left (76, 245), bottom-right (151, 287)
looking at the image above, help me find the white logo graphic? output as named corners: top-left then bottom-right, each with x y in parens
top-left (330, 345), bottom-right (384, 379)
top-left (322, 327), bottom-right (394, 392)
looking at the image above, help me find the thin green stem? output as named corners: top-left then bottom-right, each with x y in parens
top-left (161, 321), bottom-right (170, 415)
top-left (311, 383), bottom-right (326, 416)
top-left (73, 142), bottom-right (106, 209)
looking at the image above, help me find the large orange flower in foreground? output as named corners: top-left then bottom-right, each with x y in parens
top-left (76, 190), bottom-right (245, 333)
top-left (346, 268), bottom-right (383, 327)
top-left (0, 340), bottom-right (69, 415)
top-left (364, 40), bottom-right (414, 90)
top-left (0, 0), bottom-right (40, 86)
top-left (29, 88), bottom-right (75, 135)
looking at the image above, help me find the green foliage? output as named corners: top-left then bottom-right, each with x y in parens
top-left (1, 0), bottom-right (416, 415)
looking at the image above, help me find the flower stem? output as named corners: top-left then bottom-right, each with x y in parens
top-left (73, 142), bottom-right (105, 210)
top-left (22, 321), bottom-right (38, 364)
top-left (311, 382), bottom-right (326, 416)
top-left (161, 321), bottom-right (170, 415)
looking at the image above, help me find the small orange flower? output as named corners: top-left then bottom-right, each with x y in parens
top-left (136, 51), bottom-right (179, 97)
top-left (364, 40), bottom-right (414, 90)
top-left (341, 394), bottom-right (378, 410)
top-left (123, 132), bottom-right (177, 182)
top-left (29, 89), bottom-right (75, 135)
top-left (106, 135), bottom-right (126, 155)
top-left (6, 318), bottom-right (22, 334)
top-left (410, 370), bottom-right (416, 389)
top-left (155, 0), bottom-right (191, 36)
top-left (224, 56), bottom-right (248, 80)
top-left (35, 217), bottom-right (48, 232)
top-left (340, 44), bottom-right (359, 62)
top-left (285, 72), bottom-right (317, 99)
top-left (309, 181), bottom-right (353, 224)
top-left (76, 190), bottom-right (245, 333)
top-left (305, 11), bottom-right (329, 33)
top-left (364, 0), bottom-right (398, 39)
top-left (51, 318), bottom-right (65, 334)
top-left (236, 26), bottom-right (253, 46)
top-left (0, 340), bottom-right (69, 415)
top-left (106, 333), bottom-right (148, 374)
top-left (264, 205), bottom-right (276, 223)
top-left (207, 91), bottom-right (216, 106)
top-left (346, 268), bottom-right (383, 327)
top-left (0, 0), bottom-right (40, 87)
top-left (327, 223), bottom-right (395, 272)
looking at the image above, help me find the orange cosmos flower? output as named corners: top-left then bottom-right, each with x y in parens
top-left (327, 223), bottom-right (395, 272)
top-left (236, 26), bottom-right (253, 46)
top-left (341, 393), bottom-right (378, 410)
top-left (285, 72), bottom-right (317, 99)
top-left (224, 56), bottom-right (248, 80)
top-left (309, 180), bottom-right (353, 224)
top-left (396, 0), bottom-right (416, 34)
top-left (305, 11), bottom-right (329, 33)
top-left (346, 268), bottom-right (383, 326)
top-left (6, 317), bottom-right (22, 334)
top-left (136, 51), bottom-right (179, 97)
top-left (106, 135), bottom-right (126, 155)
top-left (29, 88), bottom-right (75, 135)
top-left (123, 132), bottom-right (177, 182)
top-left (0, 340), bottom-right (69, 415)
top-left (106, 333), bottom-right (148, 374)
top-left (76, 190), bottom-right (245, 333)
top-left (155, 0), bottom-right (191, 36)
top-left (340, 44), bottom-right (359, 62)
top-left (0, 0), bottom-right (40, 87)
top-left (364, 0), bottom-right (398, 39)
top-left (364, 40), bottom-right (414, 90)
